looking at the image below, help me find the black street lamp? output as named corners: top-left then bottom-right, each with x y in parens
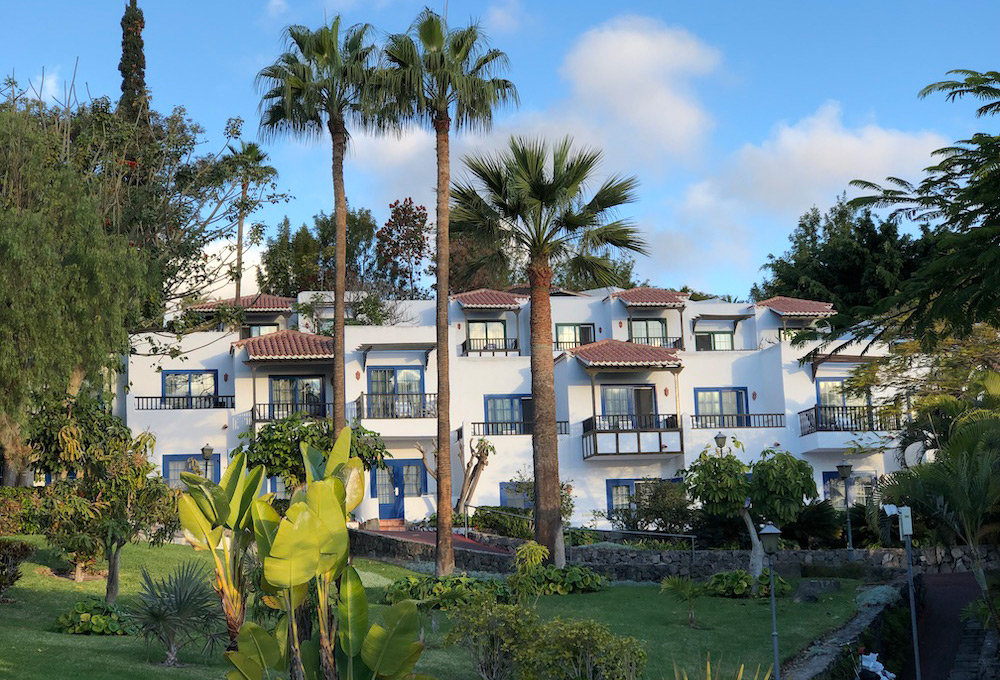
top-left (201, 444), bottom-right (214, 479)
top-left (837, 461), bottom-right (855, 561)
top-left (714, 431), bottom-right (727, 452)
top-left (760, 522), bottom-right (782, 680)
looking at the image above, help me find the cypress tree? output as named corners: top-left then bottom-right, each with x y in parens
top-left (118, 0), bottom-right (147, 123)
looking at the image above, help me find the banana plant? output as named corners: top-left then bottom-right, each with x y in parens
top-left (223, 427), bottom-right (432, 680)
top-left (178, 450), bottom-right (265, 646)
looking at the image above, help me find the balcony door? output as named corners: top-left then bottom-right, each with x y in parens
top-left (368, 367), bottom-right (422, 418)
top-left (694, 388), bottom-right (748, 428)
top-left (269, 376), bottom-right (324, 419)
top-left (468, 320), bottom-right (507, 351)
top-left (373, 460), bottom-right (427, 519)
top-left (629, 319), bottom-right (666, 345)
top-left (485, 395), bottom-right (533, 434)
top-left (816, 378), bottom-right (869, 430)
top-left (602, 385), bottom-right (656, 430)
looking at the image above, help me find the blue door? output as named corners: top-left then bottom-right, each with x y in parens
top-left (372, 461), bottom-right (427, 520)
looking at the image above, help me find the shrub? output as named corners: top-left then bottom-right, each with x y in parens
top-left (634, 480), bottom-right (692, 533)
top-left (129, 561), bottom-right (224, 666)
top-left (385, 574), bottom-right (512, 609)
top-left (509, 564), bottom-right (608, 598)
top-left (521, 618), bottom-right (646, 680)
top-left (660, 576), bottom-right (702, 628)
top-left (446, 597), bottom-right (537, 680)
top-left (705, 569), bottom-right (790, 599)
top-left (672, 654), bottom-right (772, 679)
top-left (57, 596), bottom-right (138, 635)
top-left (623, 538), bottom-right (691, 551)
top-left (0, 539), bottom-right (34, 599)
top-left (472, 505), bottom-right (533, 539)
top-left (0, 487), bottom-right (38, 535)
top-left (782, 499), bottom-right (842, 549)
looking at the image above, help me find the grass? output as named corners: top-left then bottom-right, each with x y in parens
top-left (0, 537), bottom-right (862, 679)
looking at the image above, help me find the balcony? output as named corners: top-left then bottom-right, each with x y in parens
top-left (461, 337), bottom-right (519, 356)
top-left (798, 405), bottom-right (902, 435)
top-left (553, 340), bottom-right (593, 351)
top-left (355, 393), bottom-right (437, 419)
top-left (581, 413), bottom-right (682, 459)
top-left (691, 413), bottom-right (786, 429)
top-left (254, 402), bottom-right (333, 421)
top-left (136, 395), bottom-right (235, 410)
top-left (470, 420), bottom-right (569, 436)
top-left (629, 336), bottom-right (683, 349)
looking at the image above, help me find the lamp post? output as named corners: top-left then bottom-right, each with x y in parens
top-left (837, 461), bottom-right (855, 561)
top-left (714, 431), bottom-right (727, 453)
top-left (885, 504), bottom-right (921, 680)
top-left (201, 444), bottom-right (214, 479)
top-left (760, 522), bottom-right (782, 680)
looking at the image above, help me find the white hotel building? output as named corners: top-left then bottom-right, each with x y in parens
top-left (123, 287), bottom-right (902, 528)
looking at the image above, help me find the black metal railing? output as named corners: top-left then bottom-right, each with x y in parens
top-left (470, 421), bottom-right (569, 436)
top-left (798, 405), bottom-right (902, 435)
top-left (553, 340), bottom-right (594, 350)
top-left (629, 336), bottom-right (683, 349)
top-left (254, 402), bottom-right (333, 421)
top-left (356, 393), bottom-right (437, 419)
top-left (136, 395), bottom-right (235, 410)
top-left (461, 337), bottom-right (519, 355)
top-left (582, 413), bottom-right (679, 432)
top-left (691, 413), bottom-right (786, 429)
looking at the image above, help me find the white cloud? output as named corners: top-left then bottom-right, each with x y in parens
top-left (265, 0), bottom-right (288, 18)
top-left (485, 0), bottom-right (522, 33)
top-left (28, 66), bottom-right (61, 104)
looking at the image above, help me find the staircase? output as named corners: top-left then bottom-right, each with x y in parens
top-left (378, 518), bottom-right (406, 531)
top-left (949, 619), bottom-right (987, 680)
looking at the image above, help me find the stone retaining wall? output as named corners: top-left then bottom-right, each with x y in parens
top-left (349, 530), bottom-right (514, 573)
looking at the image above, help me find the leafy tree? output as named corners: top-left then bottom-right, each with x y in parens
top-left (451, 135), bottom-right (644, 566)
top-left (376, 197), bottom-right (431, 298)
top-left (751, 195), bottom-right (928, 318)
top-left (117, 0), bottom-right (148, 125)
top-left (235, 414), bottom-right (389, 489)
top-left (843, 70), bottom-right (1000, 348)
top-left (26, 390), bottom-right (131, 477)
top-left (384, 8), bottom-right (517, 576)
top-left (551, 253), bottom-right (644, 291)
top-left (258, 17), bottom-right (379, 432)
top-left (449, 231), bottom-right (515, 292)
top-left (683, 440), bottom-right (817, 589)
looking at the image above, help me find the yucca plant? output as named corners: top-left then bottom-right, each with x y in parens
top-left (130, 561), bottom-right (224, 666)
top-left (660, 576), bottom-right (702, 629)
top-left (673, 654), bottom-right (772, 680)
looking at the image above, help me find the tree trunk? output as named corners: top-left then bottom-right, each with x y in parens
top-left (106, 542), bottom-right (123, 604)
top-left (434, 113), bottom-right (454, 577)
top-left (739, 507), bottom-right (764, 594)
top-left (528, 258), bottom-right (564, 567)
top-left (234, 180), bottom-right (247, 305)
top-left (330, 121), bottom-right (348, 431)
top-left (74, 562), bottom-right (85, 583)
top-left (163, 645), bottom-right (179, 667)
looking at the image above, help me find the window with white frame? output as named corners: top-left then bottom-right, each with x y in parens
top-left (694, 331), bottom-right (735, 351)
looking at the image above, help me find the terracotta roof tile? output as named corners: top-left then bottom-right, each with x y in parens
top-left (609, 287), bottom-right (690, 308)
top-left (569, 339), bottom-right (682, 368)
top-left (189, 294), bottom-right (295, 313)
top-left (756, 296), bottom-right (836, 317)
top-left (451, 288), bottom-right (527, 309)
top-left (232, 330), bottom-right (333, 360)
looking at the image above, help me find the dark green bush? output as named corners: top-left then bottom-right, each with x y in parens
top-left (509, 564), bottom-right (608, 597)
top-left (782, 499), bottom-right (842, 549)
top-left (0, 487), bottom-right (38, 535)
top-left (520, 618), bottom-right (646, 680)
top-left (0, 539), bottom-right (34, 598)
top-left (471, 505), bottom-right (532, 539)
top-left (385, 574), bottom-right (513, 609)
top-left (690, 509), bottom-right (747, 549)
top-left (271, 498), bottom-right (290, 517)
top-left (446, 597), bottom-right (537, 680)
top-left (57, 596), bottom-right (138, 635)
top-left (705, 569), bottom-right (790, 598)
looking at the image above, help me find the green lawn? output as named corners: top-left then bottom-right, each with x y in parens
top-left (0, 537), bottom-right (861, 679)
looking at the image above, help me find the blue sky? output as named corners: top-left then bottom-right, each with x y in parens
top-left (3, 0), bottom-right (995, 298)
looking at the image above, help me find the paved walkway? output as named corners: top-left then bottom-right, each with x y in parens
top-left (905, 572), bottom-right (980, 680)
top-left (365, 530), bottom-right (512, 555)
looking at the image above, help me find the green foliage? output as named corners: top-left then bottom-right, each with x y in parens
top-left (446, 597), bottom-right (536, 680)
top-left (26, 390), bottom-right (132, 476)
top-left (117, 0), bottom-right (148, 123)
top-left (514, 541), bottom-right (549, 572)
top-left (602, 479), bottom-right (692, 533)
top-left (660, 576), bottom-right (702, 628)
top-left (782, 500), bottom-right (842, 549)
top-left (683, 451), bottom-right (750, 518)
top-left (129, 561), bottom-right (224, 666)
top-left (0, 539), bottom-right (34, 599)
top-left (751, 450), bottom-right (819, 525)
top-left (0, 487), bottom-right (38, 535)
top-left (32, 481), bottom-right (104, 574)
top-left (385, 574), bottom-right (512, 610)
top-left (509, 563), bottom-right (609, 598)
top-left (519, 618), bottom-right (646, 680)
top-left (236, 414), bottom-right (389, 488)
top-left (671, 654), bottom-right (771, 680)
top-left (57, 597), bottom-right (138, 636)
top-left (376, 198), bottom-right (431, 299)
top-left (704, 570), bottom-right (790, 599)
top-left (471, 505), bottom-right (533, 539)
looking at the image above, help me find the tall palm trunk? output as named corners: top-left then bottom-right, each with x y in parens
top-left (528, 257), bottom-right (564, 567)
top-left (329, 120), bottom-right (348, 431)
top-left (234, 180), bottom-right (247, 304)
top-left (434, 113), bottom-right (454, 576)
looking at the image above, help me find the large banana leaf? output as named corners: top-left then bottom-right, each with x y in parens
top-left (302, 442), bottom-right (327, 485)
top-left (305, 478), bottom-right (349, 575)
top-left (178, 494), bottom-right (223, 550)
top-left (251, 499), bottom-right (281, 558)
top-left (180, 471), bottom-right (230, 527)
top-left (360, 600), bottom-right (422, 678)
top-left (332, 458), bottom-right (365, 512)
top-left (220, 454), bottom-right (265, 531)
top-left (223, 650), bottom-right (264, 680)
top-left (325, 426), bottom-right (352, 475)
top-left (237, 622), bottom-right (282, 670)
top-left (263, 503), bottom-right (324, 588)
top-left (338, 566), bottom-right (369, 658)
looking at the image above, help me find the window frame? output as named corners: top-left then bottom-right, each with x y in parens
top-left (245, 323), bottom-right (279, 338)
top-left (555, 323), bottom-right (595, 346)
top-left (605, 477), bottom-right (664, 514)
top-left (822, 470), bottom-right (875, 510)
top-left (467, 319), bottom-right (508, 343)
top-left (268, 375), bottom-right (326, 409)
top-left (694, 331), bottom-right (735, 351)
top-left (499, 481), bottom-right (533, 509)
top-left (366, 366), bottom-right (426, 396)
top-left (161, 369), bottom-right (219, 408)
top-left (162, 453), bottom-right (221, 487)
top-left (815, 377), bottom-right (869, 408)
top-left (693, 387), bottom-right (749, 416)
top-left (600, 384), bottom-right (658, 416)
top-left (628, 318), bottom-right (667, 342)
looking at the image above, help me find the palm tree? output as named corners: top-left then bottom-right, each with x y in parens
top-left (257, 18), bottom-right (377, 430)
top-left (224, 142), bottom-right (276, 304)
top-left (383, 9), bottom-right (517, 576)
top-left (451, 136), bottom-right (646, 565)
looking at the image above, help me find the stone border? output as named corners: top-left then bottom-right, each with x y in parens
top-left (349, 529), bottom-right (514, 573)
